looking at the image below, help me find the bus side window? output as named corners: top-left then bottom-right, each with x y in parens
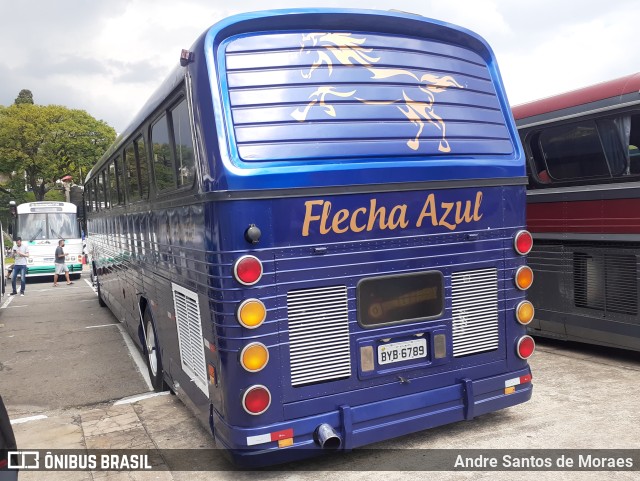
top-left (98, 171), bottom-right (108, 210)
top-left (151, 115), bottom-right (176, 192)
top-left (595, 118), bottom-right (628, 176)
top-left (135, 136), bottom-right (150, 199)
top-left (629, 114), bottom-right (640, 174)
top-left (108, 161), bottom-right (117, 207)
top-left (85, 183), bottom-right (92, 213)
top-left (170, 100), bottom-right (196, 189)
top-left (92, 178), bottom-right (99, 212)
top-left (109, 157), bottom-right (124, 206)
top-left (527, 132), bottom-right (551, 184)
top-left (539, 121), bottom-right (609, 181)
top-left (125, 143), bottom-right (140, 201)
top-left (631, 145), bottom-right (640, 173)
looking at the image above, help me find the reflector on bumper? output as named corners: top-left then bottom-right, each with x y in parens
top-left (247, 428), bottom-right (294, 446)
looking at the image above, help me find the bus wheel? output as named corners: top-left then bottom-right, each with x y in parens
top-left (143, 307), bottom-right (167, 392)
top-left (96, 280), bottom-right (107, 307)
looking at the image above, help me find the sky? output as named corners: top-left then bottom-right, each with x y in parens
top-left (0, 0), bottom-right (638, 133)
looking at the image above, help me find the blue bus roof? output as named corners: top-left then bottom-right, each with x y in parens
top-left (90, 9), bottom-right (524, 190)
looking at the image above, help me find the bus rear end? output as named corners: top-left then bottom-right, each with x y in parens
top-left (193, 9), bottom-right (532, 466)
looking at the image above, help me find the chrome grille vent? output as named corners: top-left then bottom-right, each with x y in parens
top-left (451, 268), bottom-right (499, 357)
top-left (172, 283), bottom-right (208, 395)
top-left (287, 285), bottom-right (351, 387)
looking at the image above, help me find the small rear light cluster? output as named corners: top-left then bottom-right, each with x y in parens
top-left (241, 343), bottom-right (269, 372)
top-left (517, 335), bottom-right (536, 360)
top-left (515, 266), bottom-right (534, 290)
top-left (233, 253), bottom-right (271, 416)
top-left (514, 230), bottom-right (533, 255)
top-left (513, 230), bottom-right (535, 360)
top-left (516, 300), bottom-right (535, 325)
top-left (242, 384), bottom-right (271, 416)
top-left (243, 385), bottom-right (271, 415)
top-left (237, 299), bottom-right (266, 329)
top-left (233, 255), bottom-right (263, 286)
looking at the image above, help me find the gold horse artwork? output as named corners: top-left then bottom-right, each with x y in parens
top-left (291, 32), bottom-right (463, 153)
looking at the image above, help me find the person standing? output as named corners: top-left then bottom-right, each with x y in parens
top-left (10, 237), bottom-right (28, 296)
top-left (53, 239), bottom-right (73, 287)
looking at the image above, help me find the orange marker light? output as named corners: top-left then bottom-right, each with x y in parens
top-left (241, 343), bottom-right (269, 372)
top-left (237, 299), bottom-right (267, 329)
top-left (516, 300), bottom-right (535, 325)
top-left (515, 266), bottom-right (534, 290)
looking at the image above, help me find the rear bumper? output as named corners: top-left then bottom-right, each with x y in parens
top-left (22, 264), bottom-right (83, 276)
top-left (212, 366), bottom-right (532, 467)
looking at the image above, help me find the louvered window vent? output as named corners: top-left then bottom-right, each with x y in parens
top-left (574, 252), bottom-right (638, 316)
top-left (287, 285), bottom-right (351, 387)
top-left (451, 268), bottom-right (499, 357)
top-left (172, 283), bottom-right (208, 395)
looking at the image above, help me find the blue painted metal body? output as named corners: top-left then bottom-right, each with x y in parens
top-left (87, 9), bottom-right (530, 467)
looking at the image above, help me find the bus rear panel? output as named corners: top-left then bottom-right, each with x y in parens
top-left (87, 9), bottom-right (532, 467)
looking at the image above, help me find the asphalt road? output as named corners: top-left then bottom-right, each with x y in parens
top-left (1, 270), bottom-right (639, 480)
top-left (0, 271), bottom-right (150, 416)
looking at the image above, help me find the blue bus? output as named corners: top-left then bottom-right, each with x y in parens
top-left (85, 9), bottom-right (534, 467)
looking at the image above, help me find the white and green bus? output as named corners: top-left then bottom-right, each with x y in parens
top-left (12, 202), bottom-right (83, 278)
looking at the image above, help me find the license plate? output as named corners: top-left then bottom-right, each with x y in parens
top-left (377, 338), bottom-right (427, 365)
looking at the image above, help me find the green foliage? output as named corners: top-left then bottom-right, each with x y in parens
top-left (0, 177), bottom-right (31, 228)
top-left (0, 103), bottom-right (116, 201)
top-left (44, 189), bottom-right (65, 201)
top-left (4, 231), bottom-right (12, 250)
top-left (14, 89), bottom-right (34, 105)
top-left (23, 191), bottom-right (36, 202)
top-left (153, 143), bottom-right (175, 191)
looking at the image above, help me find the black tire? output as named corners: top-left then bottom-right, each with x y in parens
top-left (97, 279), bottom-right (107, 307)
top-left (143, 307), bottom-right (167, 392)
top-left (93, 263), bottom-right (106, 307)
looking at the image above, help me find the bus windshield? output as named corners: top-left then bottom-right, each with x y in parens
top-left (17, 213), bottom-right (79, 241)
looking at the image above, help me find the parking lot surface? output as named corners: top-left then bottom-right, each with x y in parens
top-left (1, 270), bottom-right (639, 480)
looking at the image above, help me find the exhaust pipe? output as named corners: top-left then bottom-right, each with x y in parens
top-left (314, 423), bottom-right (342, 449)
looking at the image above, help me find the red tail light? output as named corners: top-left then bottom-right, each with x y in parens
top-left (517, 335), bottom-right (536, 359)
top-left (233, 255), bottom-right (263, 286)
top-left (242, 385), bottom-right (271, 415)
top-left (514, 230), bottom-right (533, 255)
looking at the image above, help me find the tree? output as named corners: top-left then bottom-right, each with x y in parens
top-left (14, 89), bottom-right (34, 105)
top-left (0, 103), bottom-right (116, 201)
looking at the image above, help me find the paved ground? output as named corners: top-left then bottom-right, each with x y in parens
top-left (0, 271), bottom-right (149, 415)
top-left (1, 268), bottom-right (639, 480)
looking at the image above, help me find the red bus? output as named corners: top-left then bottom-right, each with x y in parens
top-left (513, 72), bottom-right (640, 351)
